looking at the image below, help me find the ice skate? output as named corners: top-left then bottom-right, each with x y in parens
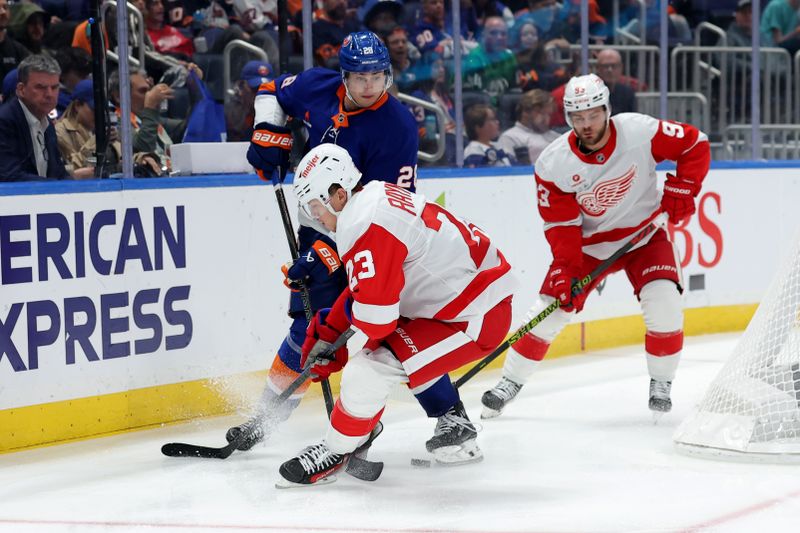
top-left (425, 401), bottom-right (483, 465)
top-left (277, 443), bottom-right (346, 488)
top-left (649, 379), bottom-right (672, 422)
top-left (481, 377), bottom-right (523, 419)
top-left (225, 416), bottom-right (266, 451)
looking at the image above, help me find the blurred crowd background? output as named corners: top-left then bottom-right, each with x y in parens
top-left (0, 0), bottom-right (796, 179)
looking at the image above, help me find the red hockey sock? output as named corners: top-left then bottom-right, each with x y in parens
top-left (513, 333), bottom-right (551, 361)
top-left (330, 399), bottom-right (384, 437)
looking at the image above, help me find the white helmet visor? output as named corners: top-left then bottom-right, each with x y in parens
top-left (302, 198), bottom-right (334, 221)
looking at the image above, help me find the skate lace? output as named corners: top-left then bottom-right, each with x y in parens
top-left (433, 412), bottom-right (478, 437)
top-left (651, 380), bottom-right (671, 398)
top-left (239, 416), bottom-right (264, 437)
top-left (493, 377), bottom-right (522, 401)
top-left (297, 444), bottom-right (340, 473)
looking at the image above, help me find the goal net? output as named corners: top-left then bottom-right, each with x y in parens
top-left (674, 232), bottom-right (800, 462)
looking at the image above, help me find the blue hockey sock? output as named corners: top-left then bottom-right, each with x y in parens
top-left (414, 374), bottom-right (460, 418)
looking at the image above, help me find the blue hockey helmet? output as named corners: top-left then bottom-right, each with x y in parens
top-left (339, 31), bottom-right (391, 74)
top-left (339, 32), bottom-right (394, 104)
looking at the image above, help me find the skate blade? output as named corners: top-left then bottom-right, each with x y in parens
top-left (431, 441), bottom-right (484, 466)
top-left (651, 410), bottom-right (666, 425)
top-left (435, 454), bottom-right (484, 467)
top-left (274, 475), bottom-right (338, 489)
top-left (411, 454), bottom-right (484, 468)
top-left (480, 406), bottom-right (503, 419)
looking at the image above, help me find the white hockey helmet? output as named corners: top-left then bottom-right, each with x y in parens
top-left (294, 143), bottom-right (362, 220)
top-left (563, 73), bottom-right (611, 128)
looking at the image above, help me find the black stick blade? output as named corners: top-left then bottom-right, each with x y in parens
top-left (345, 456), bottom-right (384, 481)
top-left (161, 442), bottom-right (237, 459)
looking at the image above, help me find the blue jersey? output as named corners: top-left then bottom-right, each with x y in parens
top-left (408, 21), bottom-right (452, 56)
top-left (285, 226), bottom-right (348, 317)
top-left (258, 68), bottom-right (419, 191)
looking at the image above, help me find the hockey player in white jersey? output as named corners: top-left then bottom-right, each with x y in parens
top-left (482, 73), bottom-right (711, 419)
top-left (277, 144), bottom-right (518, 486)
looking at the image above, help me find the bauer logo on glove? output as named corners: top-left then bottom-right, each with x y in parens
top-left (246, 122), bottom-right (293, 178)
top-left (252, 131), bottom-right (292, 148)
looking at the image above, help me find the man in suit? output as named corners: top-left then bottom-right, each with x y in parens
top-left (595, 48), bottom-right (636, 115)
top-left (0, 54), bottom-right (68, 182)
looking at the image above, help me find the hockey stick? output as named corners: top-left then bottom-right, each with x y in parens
top-left (269, 168), bottom-right (336, 414)
top-left (161, 329), bottom-right (356, 459)
top-left (267, 169), bottom-right (382, 479)
top-left (454, 212), bottom-right (669, 390)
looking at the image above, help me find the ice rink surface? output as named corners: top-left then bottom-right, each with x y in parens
top-left (3, 332), bottom-right (800, 533)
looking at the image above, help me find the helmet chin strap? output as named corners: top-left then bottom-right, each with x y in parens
top-left (342, 71), bottom-right (392, 109)
top-left (323, 187), bottom-right (356, 217)
top-left (343, 80), bottom-right (368, 109)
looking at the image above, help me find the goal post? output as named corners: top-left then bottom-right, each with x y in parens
top-left (674, 231), bottom-right (800, 462)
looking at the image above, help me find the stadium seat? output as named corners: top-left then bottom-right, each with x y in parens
top-left (193, 53), bottom-right (225, 101)
top-left (461, 90), bottom-right (491, 111)
top-left (288, 54), bottom-right (306, 75)
top-left (498, 92), bottom-right (522, 131)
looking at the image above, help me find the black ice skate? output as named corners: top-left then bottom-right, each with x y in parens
top-left (225, 416), bottom-right (266, 451)
top-left (277, 443), bottom-right (345, 487)
top-left (227, 392), bottom-right (299, 451)
top-left (425, 401), bottom-right (483, 465)
top-left (481, 376), bottom-right (523, 419)
top-left (649, 379), bottom-right (672, 414)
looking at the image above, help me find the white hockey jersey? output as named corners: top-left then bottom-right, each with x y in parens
top-left (534, 112), bottom-right (710, 260)
top-left (335, 181), bottom-right (518, 341)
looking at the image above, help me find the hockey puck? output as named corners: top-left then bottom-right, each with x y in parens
top-left (410, 458), bottom-right (432, 468)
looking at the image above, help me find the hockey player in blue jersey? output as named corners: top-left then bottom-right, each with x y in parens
top-left (247, 31), bottom-right (419, 189)
top-left (224, 230), bottom-right (348, 450)
top-left (231, 32), bottom-right (470, 458)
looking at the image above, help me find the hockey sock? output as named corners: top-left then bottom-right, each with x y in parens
top-left (413, 374), bottom-right (460, 418)
top-left (259, 354), bottom-right (310, 421)
top-left (645, 330), bottom-right (683, 382)
top-left (327, 399), bottom-right (385, 454)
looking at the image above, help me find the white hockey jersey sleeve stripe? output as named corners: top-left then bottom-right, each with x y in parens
top-left (352, 299), bottom-right (400, 327)
top-left (402, 330), bottom-right (472, 375)
top-left (542, 215), bottom-right (582, 233)
top-left (680, 130), bottom-right (709, 155)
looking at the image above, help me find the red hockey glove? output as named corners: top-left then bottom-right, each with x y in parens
top-left (543, 261), bottom-right (586, 313)
top-left (661, 173), bottom-right (699, 224)
top-left (300, 293), bottom-right (351, 381)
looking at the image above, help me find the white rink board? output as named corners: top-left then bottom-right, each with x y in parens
top-left (1, 166), bottom-right (798, 410)
top-left (0, 185), bottom-right (290, 410)
top-left (417, 167), bottom-right (800, 323)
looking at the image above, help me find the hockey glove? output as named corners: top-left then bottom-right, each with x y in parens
top-left (661, 173), bottom-right (699, 224)
top-left (281, 261), bottom-right (302, 291)
top-left (544, 261), bottom-right (586, 313)
top-left (301, 308), bottom-right (350, 382)
top-left (247, 122), bottom-right (293, 181)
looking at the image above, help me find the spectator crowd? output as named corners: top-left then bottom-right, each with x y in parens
top-left (0, 0), bottom-right (786, 180)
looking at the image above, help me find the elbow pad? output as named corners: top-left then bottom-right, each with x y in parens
top-left (254, 93), bottom-right (288, 127)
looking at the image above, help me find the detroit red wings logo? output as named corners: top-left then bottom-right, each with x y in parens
top-left (576, 165), bottom-right (637, 216)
